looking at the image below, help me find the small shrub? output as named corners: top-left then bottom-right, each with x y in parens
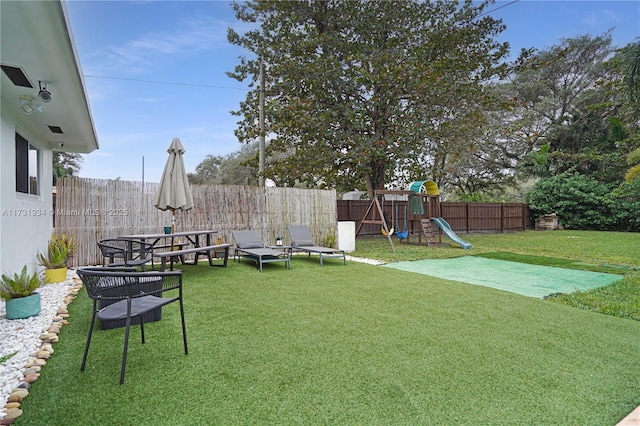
top-left (0, 265), bottom-right (41, 300)
top-left (38, 233), bottom-right (78, 269)
top-left (527, 171), bottom-right (614, 230)
top-left (323, 228), bottom-right (337, 248)
top-left (606, 180), bottom-right (640, 231)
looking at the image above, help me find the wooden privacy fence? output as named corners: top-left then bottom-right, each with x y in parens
top-left (55, 178), bottom-right (337, 267)
top-left (337, 200), bottom-right (531, 235)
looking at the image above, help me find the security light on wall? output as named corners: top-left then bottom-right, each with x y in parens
top-left (38, 80), bottom-right (51, 102)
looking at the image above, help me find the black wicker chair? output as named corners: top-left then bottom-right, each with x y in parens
top-left (77, 267), bottom-right (188, 384)
top-left (97, 238), bottom-right (154, 271)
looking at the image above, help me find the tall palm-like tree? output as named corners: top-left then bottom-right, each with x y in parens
top-left (620, 40), bottom-right (640, 118)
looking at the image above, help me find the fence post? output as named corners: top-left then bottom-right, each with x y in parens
top-left (466, 203), bottom-right (470, 233)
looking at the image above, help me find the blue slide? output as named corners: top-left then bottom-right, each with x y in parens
top-left (431, 217), bottom-right (472, 250)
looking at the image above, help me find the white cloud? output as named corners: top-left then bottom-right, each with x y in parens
top-left (582, 8), bottom-right (621, 27)
top-left (97, 16), bottom-right (231, 74)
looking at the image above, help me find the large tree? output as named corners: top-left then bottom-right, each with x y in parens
top-left (619, 40), bottom-right (640, 119)
top-left (506, 34), bottom-right (622, 165)
top-left (228, 0), bottom-right (509, 196)
top-left (53, 152), bottom-right (82, 185)
top-left (188, 141), bottom-right (259, 185)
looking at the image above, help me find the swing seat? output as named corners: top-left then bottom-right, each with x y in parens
top-left (381, 227), bottom-right (394, 236)
top-left (394, 203), bottom-right (408, 240)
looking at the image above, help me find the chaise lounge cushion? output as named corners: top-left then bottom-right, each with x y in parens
top-left (237, 241), bottom-right (264, 249)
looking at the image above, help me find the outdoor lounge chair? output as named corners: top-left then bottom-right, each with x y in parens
top-left (288, 225), bottom-right (346, 266)
top-left (232, 230), bottom-right (291, 272)
top-left (76, 267), bottom-right (188, 385)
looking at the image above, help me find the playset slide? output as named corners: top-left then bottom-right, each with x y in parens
top-left (431, 217), bottom-right (472, 250)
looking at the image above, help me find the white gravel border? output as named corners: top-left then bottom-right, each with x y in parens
top-left (0, 270), bottom-right (79, 420)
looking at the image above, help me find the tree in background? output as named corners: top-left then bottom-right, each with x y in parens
top-left (505, 33), bottom-right (621, 168)
top-left (228, 0), bottom-right (509, 197)
top-left (53, 152), bottom-right (83, 185)
top-left (618, 40), bottom-right (640, 183)
top-left (188, 141), bottom-right (259, 185)
top-left (443, 33), bottom-right (634, 199)
top-left (619, 40), bottom-right (640, 119)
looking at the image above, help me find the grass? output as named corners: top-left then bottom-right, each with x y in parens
top-left (355, 230), bottom-right (640, 266)
top-left (472, 252), bottom-right (632, 274)
top-left (14, 231), bottom-right (640, 425)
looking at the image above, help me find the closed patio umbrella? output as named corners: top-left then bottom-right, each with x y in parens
top-left (154, 137), bottom-right (194, 232)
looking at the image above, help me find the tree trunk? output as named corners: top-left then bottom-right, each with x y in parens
top-left (365, 159), bottom-right (386, 199)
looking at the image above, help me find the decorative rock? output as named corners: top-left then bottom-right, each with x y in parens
top-left (35, 350), bottom-right (50, 360)
top-left (24, 358), bottom-right (46, 368)
top-left (1, 271), bottom-right (78, 422)
top-left (38, 333), bottom-right (55, 341)
top-left (2, 408), bottom-right (22, 419)
top-left (23, 373), bottom-right (39, 383)
top-left (7, 389), bottom-right (27, 403)
top-left (38, 334), bottom-right (58, 343)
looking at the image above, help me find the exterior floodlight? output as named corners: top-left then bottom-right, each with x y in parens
top-left (38, 80), bottom-right (51, 102)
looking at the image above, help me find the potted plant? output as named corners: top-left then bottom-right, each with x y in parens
top-left (0, 266), bottom-right (42, 319)
top-left (38, 233), bottom-right (77, 283)
top-left (214, 236), bottom-right (228, 259)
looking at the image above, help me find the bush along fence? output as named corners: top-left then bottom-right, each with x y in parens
top-left (55, 178), bottom-right (337, 267)
top-left (337, 200), bottom-right (531, 235)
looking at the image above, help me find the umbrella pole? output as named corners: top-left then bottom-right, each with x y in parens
top-left (172, 210), bottom-right (176, 234)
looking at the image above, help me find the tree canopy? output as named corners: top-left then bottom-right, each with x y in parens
top-left (53, 152), bottom-right (83, 185)
top-left (228, 0), bottom-right (509, 197)
top-left (187, 141), bottom-right (259, 185)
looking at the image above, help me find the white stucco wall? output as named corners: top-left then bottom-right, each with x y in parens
top-left (1, 98), bottom-right (53, 276)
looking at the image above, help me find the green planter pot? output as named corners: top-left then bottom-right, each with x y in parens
top-left (44, 267), bottom-right (67, 283)
top-left (5, 293), bottom-right (41, 319)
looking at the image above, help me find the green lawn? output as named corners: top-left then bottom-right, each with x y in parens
top-left (355, 230), bottom-right (640, 266)
top-left (15, 231), bottom-right (640, 425)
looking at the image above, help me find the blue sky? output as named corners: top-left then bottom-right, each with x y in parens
top-left (65, 0), bottom-right (640, 183)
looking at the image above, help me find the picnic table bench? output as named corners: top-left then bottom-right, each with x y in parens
top-left (152, 242), bottom-right (189, 265)
top-left (153, 243), bottom-right (232, 271)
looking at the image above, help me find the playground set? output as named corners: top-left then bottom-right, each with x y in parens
top-left (355, 180), bottom-right (472, 253)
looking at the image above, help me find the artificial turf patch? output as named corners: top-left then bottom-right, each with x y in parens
top-left (383, 256), bottom-right (623, 298)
